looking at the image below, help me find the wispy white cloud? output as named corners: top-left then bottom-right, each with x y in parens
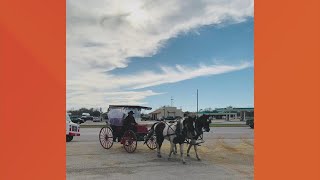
top-left (112, 61), bottom-right (252, 89)
top-left (67, 62), bottom-right (252, 110)
top-left (66, 0), bottom-right (254, 110)
top-left (67, 90), bottom-right (162, 110)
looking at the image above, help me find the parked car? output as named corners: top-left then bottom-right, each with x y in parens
top-left (246, 118), bottom-right (254, 129)
top-left (81, 113), bottom-right (93, 121)
top-left (141, 114), bottom-right (150, 121)
top-left (70, 115), bottom-right (84, 124)
top-left (164, 116), bottom-right (175, 121)
top-left (81, 116), bottom-right (93, 121)
top-left (93, 116), bottom-right (102, 122)
top-left (66, 114), bottom-right (80, 142)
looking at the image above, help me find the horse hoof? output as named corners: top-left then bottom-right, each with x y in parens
top-left (157, 154), bottom-right (162, 158)
top-left (187, 154), bottom-right (190, 157)
top-left (197, 158), bottom-right (201, 161)
top-left (182, 161), bottom-right (186, 164)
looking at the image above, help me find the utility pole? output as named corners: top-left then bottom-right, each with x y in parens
top-left (171, 96), bottom-right (174, 107)
top-left (163, 106), bottom-right (165, 119)
top-left (197, 89), bottom-right (199, 118)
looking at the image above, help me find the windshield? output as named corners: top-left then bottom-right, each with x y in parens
top-left (66, 114), bottom-right (71, 121)
top-left (107, 107), bottom-right (142, 125)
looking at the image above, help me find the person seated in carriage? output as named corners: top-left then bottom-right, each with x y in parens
top-left (122, 111), bottom-right (137, 133)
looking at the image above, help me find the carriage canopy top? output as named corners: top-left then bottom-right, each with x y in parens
top-left (107, 105), bottom-right (152, 126)
top-left (108, 105), bottom-right (152, 110)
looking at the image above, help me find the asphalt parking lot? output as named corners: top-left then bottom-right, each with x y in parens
top-left (67, 127), bottom-right (254, 180)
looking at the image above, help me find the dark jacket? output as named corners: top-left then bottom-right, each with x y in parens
top-left (123, 115), bottom-right (137, 130)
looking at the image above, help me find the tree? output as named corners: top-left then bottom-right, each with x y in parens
top-left (91, 110), bottom-right (101, 117)
top-left (203, 108), bottom-right (213, 112)
top-left (67, 107), bottom-right (101, 117)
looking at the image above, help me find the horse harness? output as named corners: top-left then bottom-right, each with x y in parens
top-left (163, 120), bottom-right (184, 138)
top-left (184, 121), bottom-right (206, 146)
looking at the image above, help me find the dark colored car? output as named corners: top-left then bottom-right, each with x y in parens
top-left (164, 116), bottom-right (175, 121)
top-left (80, 116), bottom-right (93, 121)
top-left (70, 115), bottom-right (85, 124)
top-left (246, 118), bottom-right (254, 129)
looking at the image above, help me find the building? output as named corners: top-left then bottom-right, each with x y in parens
top-left (198, 107), bottom-right (254, 121)
top-left (149, 106), bottom-right (184, 120)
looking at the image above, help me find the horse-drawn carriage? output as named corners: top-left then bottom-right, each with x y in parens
top-left (99, 105), bottom-right (157, 153)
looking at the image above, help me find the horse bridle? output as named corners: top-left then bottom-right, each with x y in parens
top-left (192, 119), bottom-right (208, 142)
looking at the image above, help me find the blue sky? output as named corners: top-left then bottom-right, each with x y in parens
top-left (112, 19), bottom-right (253, 75)
top-left (110, 18), bottom-right (254, 111)
top-left (66, 0), bottom-right (254, 112)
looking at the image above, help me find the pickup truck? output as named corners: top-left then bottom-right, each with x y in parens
top-left (66, 113), bottom-right (80, 142)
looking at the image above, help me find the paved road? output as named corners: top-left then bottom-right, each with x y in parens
top-left (67, 127), bottom-right (254, 180)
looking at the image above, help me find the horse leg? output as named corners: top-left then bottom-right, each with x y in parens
top-left (156, 136), bottom-right (164, 158)
top-left (173, 144), bottom-right (177, 155)
top-left (194, 143), bottom-right (200, 161)
top-left (186, 142), bottom-right (193, 157)
top-left (179, 143), bottom-right (186, 164)
top-left (168, 141), bottom-right (174, 160)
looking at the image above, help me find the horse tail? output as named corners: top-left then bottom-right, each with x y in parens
top-left (154, 122), bottom-right (165, 148)
top-left (154, 122), bottom-right (165, 136)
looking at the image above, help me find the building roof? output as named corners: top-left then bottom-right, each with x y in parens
top-left (215, 107), bottom-right (254, 112)
top-left (197, 107), bottom-right (254, 115)
top-left (149, 106), bottom-right (183, 114)
top-left (198, 112), bottom-right (237, 115)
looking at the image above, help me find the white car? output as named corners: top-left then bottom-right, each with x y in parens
top-left (66, 113), bottom-right (80, 142)
top-left (93, 116), bottom-right (102, 122)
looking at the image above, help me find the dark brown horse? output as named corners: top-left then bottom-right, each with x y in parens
top-left (186, 115), bottom-right (212, 160)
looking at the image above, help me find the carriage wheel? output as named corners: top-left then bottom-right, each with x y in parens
top-left (146, 135), bottom-right (157, 150)
top-left (99, 127), bottom-right (113, 149)
top-left (122, 130), bottom-right (137, 153)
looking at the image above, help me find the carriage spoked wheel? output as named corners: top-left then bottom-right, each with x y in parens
top-left (122, 130), bottom-right (137, 153)
top-left (99, 127), bottom-right (113, 149)
top-left (146, 135), bottom-right (157, 150)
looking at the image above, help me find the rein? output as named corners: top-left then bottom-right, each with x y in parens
top-left (163, 119), bottom-right (188, 138)
top-left (163, 120), bottom-right (179, 137)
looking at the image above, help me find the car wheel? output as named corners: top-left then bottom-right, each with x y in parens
top-left (250, 123), bottom-right (254, 129)
top-left (66, 135), bottom-right (73, 142)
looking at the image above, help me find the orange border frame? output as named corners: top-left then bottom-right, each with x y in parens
top-left (255, 0), bottom-right (320, 179)
top-left (1, 0), bottom-right (319, 179)
top-left (0, 1), bottom-right (66, 179)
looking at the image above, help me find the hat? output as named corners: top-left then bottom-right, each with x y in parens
top-left (128, 111), bottom-right (134, 114)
